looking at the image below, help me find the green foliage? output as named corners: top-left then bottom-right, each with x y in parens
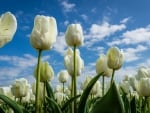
top-left (78, 72), bottom-right (103, 113)
top-left (0, 94), bottom-right (23, 113)
top-left (89, 81), bottom-right (124, 113)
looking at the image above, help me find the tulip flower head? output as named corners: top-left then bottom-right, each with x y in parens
top-left (65, 24), bottom-right (84, 47)
top-left (64, 48), bottom-right (84, 76)
top-left (30, 15), bottom-right (57, 50)
top-left (96, 54), bottom-right (112, 77)
top-left (11, 78), bottom-right (29, 98)
top-left (58, 70), bottom-right (69, 83)
top-left (136, 78), bottom-right (150, 96)
top-left (0, 12), bottom-right (17, 48)
top-left (107, 46), bottom-right (123, 70)
top-left (34, 61), bottom-right (54, 82)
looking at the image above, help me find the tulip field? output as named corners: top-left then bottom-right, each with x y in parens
top-left (1, 11), bottom-right (150, 113)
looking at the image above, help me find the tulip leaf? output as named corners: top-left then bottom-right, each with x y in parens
top-left (78, 72), bottom-right (103, 113)
top-left (46, 97), bottom-right (62, 113)
top-left (0, 94), bottom-right (23, 113)
top-left (90, 81), bottom-right (124, 113)
top-left (0, 106), bottom-right (5, 113)
top-left (130, 97), bottom-right (136, 113)
top-left (46, 81), bottom-right (55, 100)
top-left (61, 95), bottom-right (80, 112)
top-left (122, 94), bottom-right (131, 113)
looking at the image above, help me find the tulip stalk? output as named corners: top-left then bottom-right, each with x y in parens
top-left (72, 45), bottom-right (77, 113)
top-left (110, 69), bottom-right (115, 86)
top-left (35, 50), bottom-right (42, 113)
top-left (102, 76), bottom-right (105, 96)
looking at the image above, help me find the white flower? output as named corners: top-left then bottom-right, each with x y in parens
top-left (96, 54), bottom-right (112, 77)
top-left (32, 82), bottom-right (44, 101)
top-left (136, 78), bottom-right (150, 96)
top-left (30, 15), bottom-right (57, 50)
top-left (135, 67), bottom-right (150, 80)
top-left (107, 46), bottom-right (123, 70)
top-left (64, 48), bottom-right (84, 76)
top-left (34, 61), bottom-right (54, 82)
top-left (58, 70), bottom-right (69, 83)
top-left (119, 81), bottom-right (130, 94)
top-left (0, 12), bottom-right (17, 47)
top-left (54, 85), bottom-right (63, 93)
top-left (11, 78), bottom-right (29, 98)
top-left (54, 92), bottom-right (65, 105)
top-left (65, 24), bottom-right (84, 46)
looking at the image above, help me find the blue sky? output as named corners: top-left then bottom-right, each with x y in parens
top-left (0, 0), bottom-right (150, 87)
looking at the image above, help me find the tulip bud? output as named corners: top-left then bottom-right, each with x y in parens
top-left (96, 54), bottom-right (112, 77)
top-left (135, 67), bottom-right (149, 80)
top-left (136, 78), bottom-right (150, 96)
top-left (0, 12), bottom-right (17, 48)
top-left (107, 46), bottom-right (123, 70)
top-left (119, 81), bottom-right (130, 94)
top-left (64, 48), bottom-right (84, 76)
top-left (58, 70), bottom-right (69, 83)
top-left (30, 15), bottom-right (57, 50)
top-left (11, 78), bottom-right (29, 98)
top-left (34, 61), bottom-right (54, 82)
top-left (65, 24), bottom-right (84, 46)
top-left (32, 82), bottom-right (44, 101)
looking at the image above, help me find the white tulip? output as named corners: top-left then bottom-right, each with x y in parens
top-left (107, 46), bottom-right (123, 70)
top-left (32, 82), bottom-right (44, 101)
top-left (34, 61), bottom-right (54, 82)
top-left (65, 24), bottom-right (84, 46)
top-left (96, 54), bottom-right (112, 77)
top-left (30, 15), bottom-right (57, 50)
top-left (81, 76), bottom-right (92, 90)
top-left (135, 67), bottom-right (150, 80)
top-left (11, 78), bottom-right (29, 98)
top-left (54, 92), bottom-right (64, 105)
top-left (119, 81), bottom-right (130, 94)
top-left (64, 48), bottom-right (84, 76)
top-left (54, 85), bottom-right (63, 93)
top-left (0, 12), bottom-right (17, 47)
top-left (136, 78), bottom-right (150, 96)
top-left (58, 70), bottom-right (69, 83)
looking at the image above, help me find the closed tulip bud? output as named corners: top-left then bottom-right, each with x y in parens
top-left (96, 54), bottom-right (112, 77)
top-left (64, 48), bottom-right (84, 76)
top-left (32, 82), bottom-right (44, 101)
top-left (135, 67), bottom-right (149, 80)
top-left (58, 70), bottom-right (69, 83)
top-left (0, 12), bottom-right (17, 48)
top-left (30, 15), bottom-right (57, 50)
top-left (34, 61), bottom-right (54, 82)
top-left (136, 78), bottom-right (150, 96)
top-left (81, 76), bottom-right (92, 90)
top-left (107, 46), bottom-right (123, 70)
top-left (11, 78), bottom-right (29, 98)
top-left (65, 24), bottom-right (84, 46)
top-left (119, 81), bottom-right (130, 94)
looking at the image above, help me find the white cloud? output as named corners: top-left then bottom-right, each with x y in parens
top-left (0, 54), bottom-right (50, 85)
top-left (123, 45), bottom-right (148, 62)
top-left (84, 21), bottom-right (126, 47)
top-left (108, 25), bottom-right (150, 46)
top-left (120, 17), bottom-right (131, 24)
top-left (61, 0), bottom-right (76, 12)
top-left (81, 14), bottom-right (88, 21)
top-left (53, 32), bottom-right (67, 55)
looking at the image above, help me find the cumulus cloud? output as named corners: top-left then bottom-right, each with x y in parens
top-left (53, 32), bottom-right (67, 55)
top-left (84, 21), bottom-right (126, 47)
top-left (108, 25), bottom-right (150, 46)
top-left (0, 54), bottom-right (50, 85)
top-left (60, 0), bottom-right (76, 12)
top-left (120, 17), bottom-right (131, 24)
top-left (123, 45), bottom-right (148, 62)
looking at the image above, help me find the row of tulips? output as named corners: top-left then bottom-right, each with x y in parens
top-left (0, 11), bottom-right (149, 113)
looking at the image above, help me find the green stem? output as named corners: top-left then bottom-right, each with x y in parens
top-left (71, 72), bottom-right (74, 113)
top-left (73, 45), bottom-right (77, 113)
top-left (43, 81), bottom-right (46, 113)
top-left (35, 49), bottom-right (42, 113)
top-left (110, 69), bottom-right (115, 86)
top-left (143, 96), bottom-right (148, 113)
top-left (102, 75), bottom-right (105, 96)
top-left (63, 82), bottom-right (64, 104)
